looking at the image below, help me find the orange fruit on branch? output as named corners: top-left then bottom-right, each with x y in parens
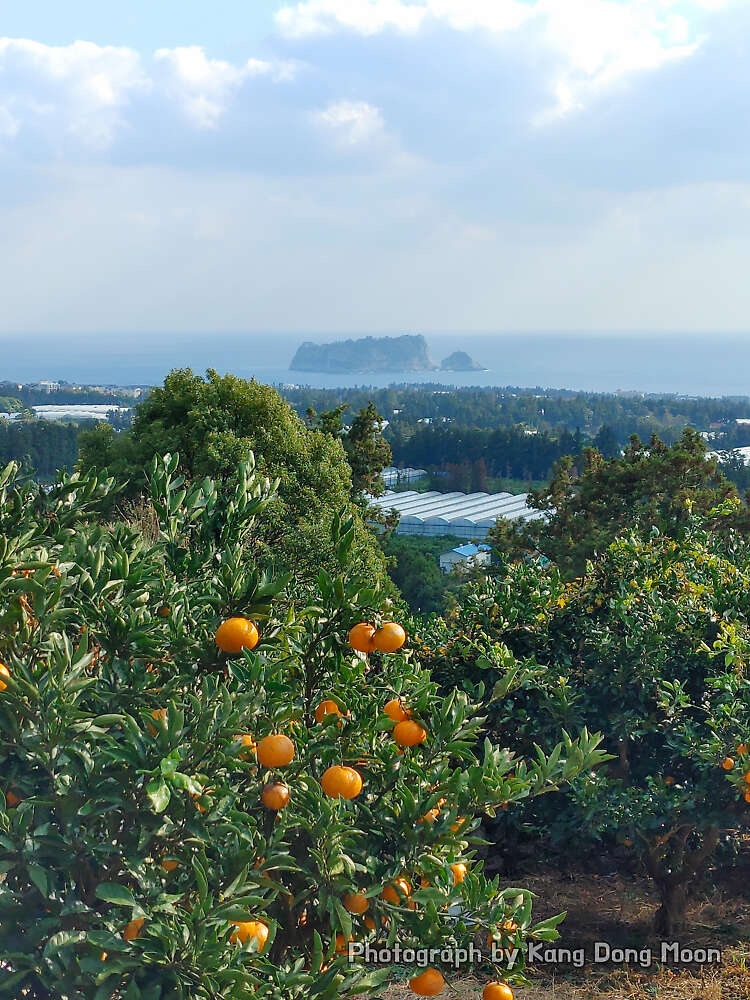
top-left (384, 698), bottom-right (409, 722)
top-left (722, 757), bottom-right (735, 771)
top-left (393, 720), bottom-right (427, 747)
top-left (335, 932), bottom-right (353, 954)
top-left (147, 708), bottom-right (167, 735)
top-left (321, 765), bottom-right (363, 799)
top-left (230, 919), bottom-right (269, 950)
top-left (343, 892), bottom-right (369, 915)
top-left (122, 917), bottom-right (145, 942)
top-left (409, 968), bottom-right (445, 995)
top-left (257, 734), bottom-right (295, 768)
top-left (161, 858), bottom-right (179, 872)
top-left (0, 663), bottom-right (10, 692)
top-left (450, 862), bottom-right (468, 885)
top-left (483, 984), bottom-right (514, 1000)
top-left (737, 743), bottom-right (748, 755)
top-left (315, 700), bottom-right (342, 723)
top-left (381, 877), bottom-right (412, 905)
top-left (157, 605), bottom-right (171, 618)
top-left (349, 623), bottom-right (376, 653)
top-left (373, 622), bottom-right (406, 653)
top-left (5, 790), bottom-right (21, 808)
top-left (261, 781), bottom-right (290, 811)
top-left (215, 617), bottom-right (259, 654)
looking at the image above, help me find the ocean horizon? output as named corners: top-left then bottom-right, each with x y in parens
top-left (1, 331), bottom-right (749, 398)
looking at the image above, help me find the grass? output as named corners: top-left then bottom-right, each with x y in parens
top-left (378, 861), bottom-right (750, 999)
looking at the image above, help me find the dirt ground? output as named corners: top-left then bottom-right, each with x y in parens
top-left (381, 862), bottom-right (750, 999)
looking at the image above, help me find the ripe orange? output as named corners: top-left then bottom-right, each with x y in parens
top-left (744, 790), bottom-right (750, 804)
top-left (215, 617), bottom-right (259, 654)
top-left (364, 914), bottom-right (376, 931)
top-left (450, 862), bottom-right (468, 885)
top-left (321, 765), bottom-right (363, 800)
top-left (483, 984), bottom-right (514, 1000)
top-left (161, 858), bottom-right (179, 872)
top-left (409, 968), bottom-right (445, 996)
top-left (738, 743), bottom-right (749, 755)
top-left (5, 790), bottom-right (21, 808)
top-left (744, 771), bottom-right (750, 785)
top-left (722, 757), bottom-right (735, 771)
top-left (261, 781), bottom-right (290, 811)
top-left (237, 734), bottom-right (256, 759)
top-left (335, 932), bottom-right (353, 954)
top-left (451, 817), bottom-right (467, 833)
top-left (343, 892), bottom-right (369, 915)
top-left (0, 663), bottom-right (10, 692)
top-left (147, 708), bottom-right (167, 735)
top-left (122, 917), bottom-right (145, 941)
top-left (381, 877), bottom-right (412, 905)
top-left (315, 699), bottom-right (342, 723)
top-left (664, 776), bottom-right (675, 786)
top-left (157, 605), bottom-right (171, 618)
top-left (393, 720), bottom-right (427, 747)
top-left (230, 920), bottom-right (269, 950)
top-left (349, 623), bottom-right (376, 653)
top-left (257, 734), bottom-right (295, 768)
top-left (384, 698), bottom-right (409, 722)
top-left (373, 622), bottom-right (406, 653)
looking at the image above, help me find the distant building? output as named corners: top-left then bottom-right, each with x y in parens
top-left (369, 489), bottom-right (543, 539)
top-left (32, 404), bottom-right (131, 422)
top-left (37, 380), bottom-right (60, 393)
top-left (439, 543), bottom-right (492, 574)
top-left (381, 467), bottom-right (428, 488)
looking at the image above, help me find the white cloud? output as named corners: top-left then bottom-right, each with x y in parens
top-left (276, 0), bottom-right (428, 37)
top-left (0, 39), bottom-right (297, 149)
top-left (0, 38), bottom-right (149, 149)
top-left (313, 99), bottom-right (386, 146)
top-left (277, 0), bottom-right (701, 116)
top-left (154, 46), bottom-right (297, 128)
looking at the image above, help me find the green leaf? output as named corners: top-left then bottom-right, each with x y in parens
top-left (147, 778), bottom-right (170, 813)
top-left (95, 883), bottom-right (136, 907)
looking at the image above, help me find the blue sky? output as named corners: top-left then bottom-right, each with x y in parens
top-left (1, 0), bottom-right (749, 335)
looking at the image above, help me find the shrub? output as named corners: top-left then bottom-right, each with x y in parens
top-left (423, 503), bottom-right (750, 934)
top-left (0, 457), bottom-right (606, 998)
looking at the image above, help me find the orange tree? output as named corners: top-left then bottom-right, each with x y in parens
top-left (0, 455), bottom-right (607, 998)
top-left (421, 501), bottom-right (750, 934)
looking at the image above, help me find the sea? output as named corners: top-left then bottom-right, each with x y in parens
top-left (1, 331), bottom-right (749, 397)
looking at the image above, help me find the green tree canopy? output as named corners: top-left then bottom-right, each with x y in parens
top-left (491, 428), bottom-right (746, 578)
top-left (77, 369), bottom-right (387, 584)
top-left (306, 401), bottom-right (391, 499)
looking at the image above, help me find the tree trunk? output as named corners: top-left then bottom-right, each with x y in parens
top-left (653, 880), bottom-right (689, 935)
top-left (644, 824), bottom-right (719, 936)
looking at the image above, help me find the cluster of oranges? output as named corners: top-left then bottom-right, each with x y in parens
top-left (349, 621), bottom-right (407, 654)
top-left (384, 697), bottom-right (428, 748)
top-left (408, 969), bottom-right (514, 998)
top-left (125, 617), bottom-right (478, 979)
top-left (721, 743), bottom-right (750, 803)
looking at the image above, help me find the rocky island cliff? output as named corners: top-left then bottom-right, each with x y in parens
top-left (289, 335), bottom-right (482, 374)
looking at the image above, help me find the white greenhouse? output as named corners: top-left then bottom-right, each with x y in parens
top-left (370, 490), bottom-right (543, 539)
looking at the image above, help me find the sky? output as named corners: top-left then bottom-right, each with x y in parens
top-left (1, 0), bottom-right (749, 336)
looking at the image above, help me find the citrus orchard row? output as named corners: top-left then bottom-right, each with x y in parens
top-left (0, 456), bottom-right (607, 998)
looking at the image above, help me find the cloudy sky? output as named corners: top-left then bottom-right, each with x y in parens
top-left (1, 0), bottom-right (749, 335)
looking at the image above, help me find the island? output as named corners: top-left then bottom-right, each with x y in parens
top-left (290, 335), bottom-right (438, 373)
top-left (440, 350), bottom-right (485, 372)
top-left (289, 335), bottom-right (485, 374)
